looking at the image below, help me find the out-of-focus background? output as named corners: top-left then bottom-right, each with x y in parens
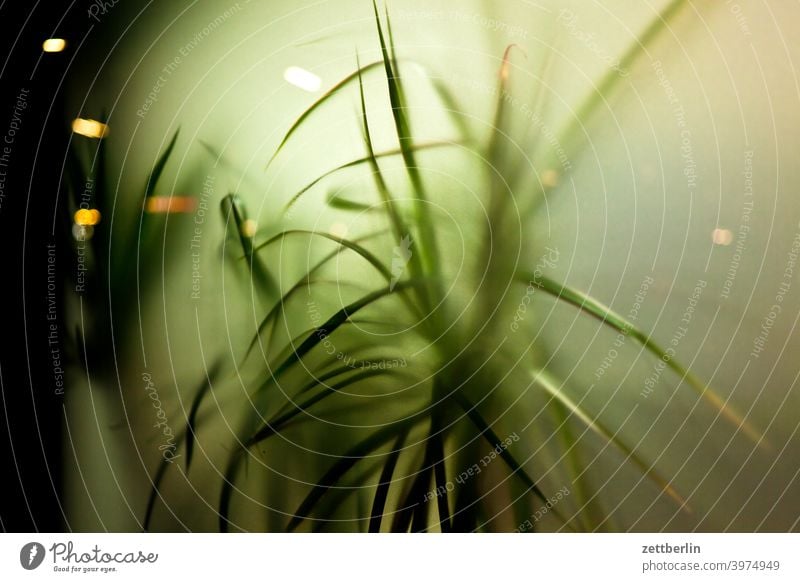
top-left (2, 0), bottom-right (799, 532)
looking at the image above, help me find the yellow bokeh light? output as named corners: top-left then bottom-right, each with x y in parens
top-left (712, 228), bottom-right (733, 246)
top-left (541, 169), bottom-right (560, 189)
top-left (74, 208), bottom-right (101, 226)
top-left (72, 118), bottom-right (109, 139)
top-left (329, 222), bottom-right (349, 238)
top-left (43, 38), bottom-right (66, 53)
top-left (241, 219), bottom-right (258, 238)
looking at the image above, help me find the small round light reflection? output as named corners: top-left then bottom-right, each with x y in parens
top-left (712, 228), bottom-right (733, 246)
top-left (43, 38), bottom-right (67, 53)
top-left (74, 208), bottom-right (101, 226)
top-left (541, 170), bottom-right (559, 189)
top-left (241, 219), bottom-right (257, 238)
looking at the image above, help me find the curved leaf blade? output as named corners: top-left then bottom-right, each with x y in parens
top-left (525, 273), bottom-right (764, 444)
top-left (532, 368), bottom-right (689, 512)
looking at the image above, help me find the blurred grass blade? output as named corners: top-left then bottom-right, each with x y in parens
top-left (249, 230), bottom-right (422, 362)
top-left (219, 449), bottom-right (247, 532)
top-left (185, 358), bottom-right (223, 471)
top-left (548, 396), bottom-right (609, 531)
top-left (221, 193), bottom-right (276, 298)
top-left (326, 191), bottom-right (374, 212)
top-left (287, 416), bottom-right (423, 532)
top-left (266, 61), bottom-right (384, 168)
top-left (244, 268), bottom-right (341, 363)
top-left (368, 428), bottom-right (408, 532)
top-left (143, 454), bottom-right (177, 532)
top-left (391, 441), bottom-right (434, 533)
top-left (452, 391), bottom-right (546, 505)
top-left (372, 0), bottom-right (440, 297)
top-left (122, 130), bottom-right (180, 304)
top-left (451, 391), bottom-right (574, 529)
top-left (245, 369), bottom-right (397, 448)
top-left (487, 44), bottom-right (522, 164)
top-left (533, 368), bottom-right (689, 512)
top-left (525, 273), bottom-right (764, 444)
top-left (431, 420), bottom-right (451, 531)
top-left (298, 358), bottom-right (409, 398)
top-left (253, 229), bottom-right (392, 281)
top-left (429, 76), bottom-right (474, 143)
top-left (270, 358), bottom-right (409, 419)
top-left (244, 231), bottom-right (390, 361)
top-left (144, 129), bottom-right (180, 199)
top-left (146, 360), bottom-right (222, 529)
top-left (272, 281), bottom-right (415, 378)
top-left (244, 230), bottom-right (392, 360)
top-left (559, 0), bottom-right (688, 153)
top-left (356, 54), bottom-right (405, 244)
top-left (282, 141), bottom-right (455, 214)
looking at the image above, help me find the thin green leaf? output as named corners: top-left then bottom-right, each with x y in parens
top-left (245, 278), bottom-right (362, 364)
top-left (185, 359), bottom-right (223, 471)
top-left (308, 460), bottom-right (386, 532)
top-left (143, 455), bottom-right (175, 532)
top-left (327, 191), bottom-right (374, 212)
top-left (144, 129), bottom-right (180, 199)
top-left (248, 281), bottom-right (423, 406)
top-left (525, 273), bottom-right (764, 444)
top-left (303, 358), bottom-right (409, 397)
top-left (559, 0), bottom-right (688, 153)
top-left (221, 193), bottom-right (275, 298)
top-left (389, 446), bottom-right (426, 532)
top-left (451, 390), bottom-right (572, 526)
top-left (281, 141), bottom-right (454, 214)
top-left (243, 230), bottom-right (390, 362)
top-left (145, 361), bottom-right (223, 529)
top-left (253, 229), bottom-right (392, 281)
top-left (219, 449), bottom-right (247, 533)
top-left (287, 415), bottom-right (424, 532)
top-left (548, 395), bottom-right (608, 531)
top-left (272, 281), bottom-right (414, 378)
top-left (431, 420), bottom-right (451, 532)
top-left (391, 438), bottom-right (435, 533)
top-left (369, 428), bottom-right (409, 532)
top-left (356, 53), bottom-right (405, 244)
top-left (533, 368), bottom-right (689, 512)
top-left (429, 75), bottom-right (474, 143)
top-left (395, 381), bottom-right (450, 533)
top-left (245, 368), bottom-right (397, 448)
top-left (244, 262), bottom-right (339, 363)
top-left (488, 44), bottom-right (522, 165)
top-left (120, 130), bottom-right (180, 313)
top-left (372, 0), bottom-right (440, 301)
top-left (266, 61), bottom-right (385, 169)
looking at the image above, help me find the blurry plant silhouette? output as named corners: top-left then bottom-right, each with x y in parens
top-left (63, 121), bottom-right (180, 381)
top-left (133, 0), bottom-right (764, 532)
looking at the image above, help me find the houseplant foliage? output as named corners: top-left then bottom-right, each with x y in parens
top-left (142, 0), bottom-right (762, 532)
